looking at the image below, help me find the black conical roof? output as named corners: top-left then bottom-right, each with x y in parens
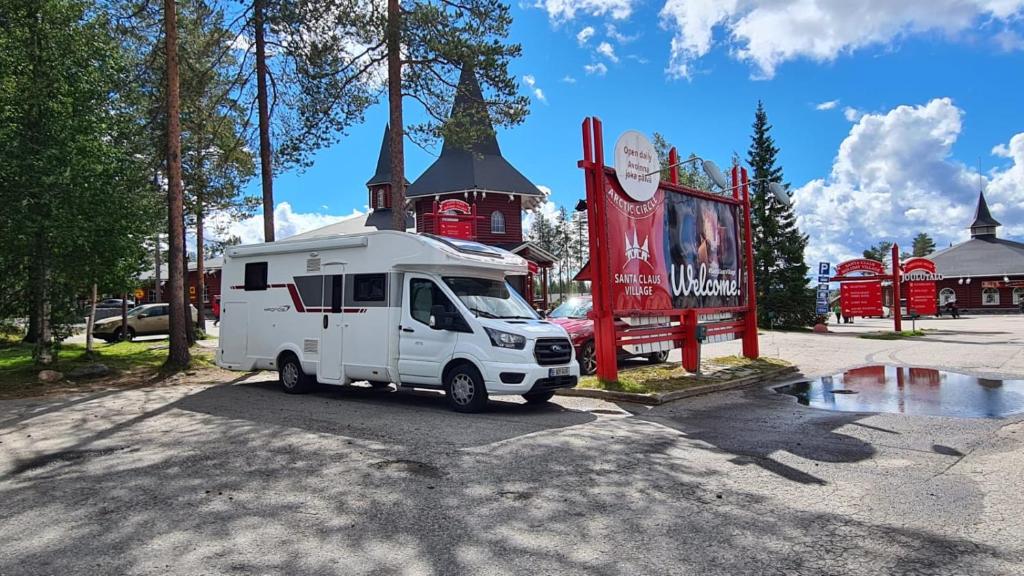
top-left (407, 65), bottom-right (542, 199)
top-left (970, 190), bottom-right (1001, 230)
top-left (366, 124), bottom-right (409, 187)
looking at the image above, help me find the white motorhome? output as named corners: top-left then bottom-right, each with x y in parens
top-left (216, 231), bottom-right (579, 412)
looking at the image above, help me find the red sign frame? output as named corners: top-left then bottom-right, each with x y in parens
top-left (580, 117), bottom-right (758, 382)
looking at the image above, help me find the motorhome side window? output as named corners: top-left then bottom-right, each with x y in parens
top-left (409, 278), bottom-right (456, 325)
top-left (353, 274), bottom-right (386, 302)
top-left (244, 262), bottom-right (268, 291)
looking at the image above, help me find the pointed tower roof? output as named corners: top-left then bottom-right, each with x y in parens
top-left (407, 65), bottom-right (542, 199)
top-left (969, 190), bottom-right (1000, 238)
top-left (366, 124), bottom-right (409, 187)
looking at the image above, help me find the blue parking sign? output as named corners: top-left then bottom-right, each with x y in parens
top-left (818, 262), bottom-right (830, 276)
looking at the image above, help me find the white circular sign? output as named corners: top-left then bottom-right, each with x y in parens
top-left (613, 130), bottom-right (659, 202)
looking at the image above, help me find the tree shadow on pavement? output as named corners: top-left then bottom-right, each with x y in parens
top-left (173, 379), bottom-right (598, 448)
top-left (0, 378), bottom-right (1019, 575)
top-left (628, 384), bottom-right (877, 486)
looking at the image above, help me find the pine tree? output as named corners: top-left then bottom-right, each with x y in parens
top-left (912, 232), bottom-right (936, 257)
top-left (747, 101), bottom-right (815, 328)
top-left (863, 240), bottom-right (893, 269)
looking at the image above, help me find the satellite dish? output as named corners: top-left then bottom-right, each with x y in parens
top-left (769, 182), bottom-right (791, 207)
top-left (702, 160), bottom-right (729, 191)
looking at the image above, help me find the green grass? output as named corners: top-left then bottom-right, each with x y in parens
top-left (858, 330), bottom-right (926, 340)
top-left (578, 355), bottom-right (791, 395)
top-left (0, 337), bottom-right (215, 398)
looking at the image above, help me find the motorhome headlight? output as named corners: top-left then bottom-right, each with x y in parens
top-left (484, 327), bottom-right (526, 350)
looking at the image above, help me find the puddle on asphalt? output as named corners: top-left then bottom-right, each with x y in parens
top-left (775, 366), bottom-right (1024, 418)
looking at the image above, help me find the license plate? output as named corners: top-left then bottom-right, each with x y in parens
top-left (549, 367), bottom-right (570, 377)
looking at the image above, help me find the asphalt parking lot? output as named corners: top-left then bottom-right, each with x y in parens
top-left (2, 316), bottom-right (1023, 575)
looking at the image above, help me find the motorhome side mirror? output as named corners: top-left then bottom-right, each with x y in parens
top-left (430, 305), bottom-right (455, 330)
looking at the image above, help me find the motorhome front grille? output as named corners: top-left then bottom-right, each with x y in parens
top-left (534, 338), bottom-right (573, 366)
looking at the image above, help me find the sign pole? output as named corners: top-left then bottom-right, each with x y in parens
top-left (581, 118), bottom-right (618, 383)
top-left (740, 167), bottom-right (759, 359)
top-left (892, 244), bottom-right (902, 333)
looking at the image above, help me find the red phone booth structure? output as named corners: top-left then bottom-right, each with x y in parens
top-left (578, 118), bottom-right (760, 383)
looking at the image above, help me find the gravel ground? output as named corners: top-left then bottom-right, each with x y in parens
top-left (1, 316), bottom-right (1022, 575)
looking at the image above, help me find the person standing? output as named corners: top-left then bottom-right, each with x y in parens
top-left (833, 304), bottom-right (842, 324)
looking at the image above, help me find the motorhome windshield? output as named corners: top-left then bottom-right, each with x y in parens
top-left (443, 277), bottom-right (539, 320)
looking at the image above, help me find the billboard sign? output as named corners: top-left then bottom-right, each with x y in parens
top-left (836, 259), bottom-right (885, 276)
top-left (841, 281), bottom-right (883, 317)
top-left (600, 175), bottom-right (742, 312)
top-left (903, 257), bottom-right (939, 315)
top-left (436, 199), bottom-right (474, 240)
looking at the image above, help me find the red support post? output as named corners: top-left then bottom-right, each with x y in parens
top-left (669, 147), bottom-right (679, 185)
top-left (682, 309), bottom-right (699, 372)
top-left (739, 167), bottom-right (760, 359)
top-left (581, 118), bottom-right (619, 383)
top-left (892, 243), bottom-right (902, 333)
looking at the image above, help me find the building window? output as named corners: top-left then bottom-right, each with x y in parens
top-left (377, 189), bottom-right (385, 209)
top-left (1014, 288), bottom-right (1024, 305)
top-left (982, 287), bottom-right (1000, 306)
top-left (490, 210), bottom-right (506, 234)
top-left (939, 288), bottom-right (956, 306)
top-left (244, 262), bottom-right (268, 291)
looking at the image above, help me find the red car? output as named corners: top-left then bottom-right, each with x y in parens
top-left (547, 295), bottom-right (670, 375)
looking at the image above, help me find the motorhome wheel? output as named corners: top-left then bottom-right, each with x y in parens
top-left (445, 364), bottom-right (488, 413)
top-left (279, 354), bottom-right (313, 394)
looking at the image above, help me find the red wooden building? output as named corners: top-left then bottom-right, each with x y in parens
top-left (931, 191), bottom-right (1024, 313)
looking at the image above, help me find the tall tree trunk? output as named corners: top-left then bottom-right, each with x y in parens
top-left (154, 232), bottom-right (162, 302)
top-left (23, 306), bottom-right (38, 344)
top-left (120, 292), bottom-right (128, 340)
top-left (195, 201), bottom-right (206, 332)
top-left (32, 231), bottom-right (53, 365)
top-left (254, 0), bottom-right (275, 242)
top-left (164, 0), bottom-right (190, 369)
top-left (386, 0), bottom-right (405, 232)
top-left (86, 284), bottom-right (97, 353)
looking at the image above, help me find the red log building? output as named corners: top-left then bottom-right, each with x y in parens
top-left (931, 191), bottom-right (1024, 313)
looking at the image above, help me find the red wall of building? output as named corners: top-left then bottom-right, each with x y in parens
top-left (935, 276), bottom-right (1024, 310)
top-left (414, 193), bottom-right (523, 244)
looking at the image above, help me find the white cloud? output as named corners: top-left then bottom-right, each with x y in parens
top-left (584, 62), bottom-right (608, 75)
top-left (659, 0), bottom-right (1024, 79)
top-left (605, 23), bottom-right (638, 44)
top-left (522, 75), bottom-right (548, 103)
top-left (596, 41), bottom-right (619, 62)
top-left (576, 26), bottom-right (596, 45)
top-left (208, 202), bottom-right (363, 245)
top-left (792, 97), bottom-right (1024, 267)
top-left (815, 99), bottom-right (840, 111)
top-left (535, 0), bottom-right (635, 22)
top-left (843, 107), bottom-right (863, 122)
top-left (562, 75), bottom-right (578, 83)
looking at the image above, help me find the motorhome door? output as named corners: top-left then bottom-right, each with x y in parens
top-left (398, 274), bottom-right (459, 383)
top-left (319, 264), bottom-right (345, 382)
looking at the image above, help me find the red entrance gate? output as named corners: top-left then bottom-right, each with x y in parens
top-left (579, 117), bottom-right (759, 383)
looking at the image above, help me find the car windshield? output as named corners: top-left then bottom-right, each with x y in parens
top-left (548, 298), bottom-right (592, 319)
top-left (442, 277), bottom-right (539, 320)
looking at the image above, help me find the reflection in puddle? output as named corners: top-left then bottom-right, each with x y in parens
top-left (775, 366), bottom-right (1024, 418)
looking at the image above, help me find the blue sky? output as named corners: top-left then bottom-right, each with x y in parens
top-left (228, 0), bottom-right (1024, 266)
